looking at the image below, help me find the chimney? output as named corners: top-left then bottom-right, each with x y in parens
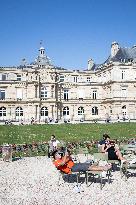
top-left (88, 58), bottom-right (94, 70)
top-left (111, 41), bottom-right (119, 57)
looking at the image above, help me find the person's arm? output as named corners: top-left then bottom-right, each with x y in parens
top-left (101, 144), bottom-right (110, 153)
top-left (54, 156), bottom-right (70, 168)
top-left (60, 151), bottom-right (72, 165)
top-left (54, 148), bottom-right (73, 167)
top-left (53, 156), bottom-right (67, 168)
top-left (114, 144), bottom-right (119, 152)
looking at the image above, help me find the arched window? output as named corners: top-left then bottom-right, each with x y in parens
top-left (41, 107), bottom-right (48, 116)
top-left (122, 105), bottom-right (126, 109)
top-left (0, 107), bottom-right (6, 116)
top-left (92, 107), bottom-right (98, 115)
top-left (78, 107), bottom-right (84, 115)
top-left (109, 106), bottom-right (112, 114)
top-left (16, 107), bottom-right (23, 116)
top-left (41, 87), bottom-right (47, 99)
top-left (92, 90), bottom-right (97, 99)
top-left (122, 105), bottom-right (127, 115)
top-left (63, 106), bottom-right (69, 116)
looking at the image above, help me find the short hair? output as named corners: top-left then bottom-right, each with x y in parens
top-left (103, 134), bottom-right (110, 140)
top-left (51, 135), bottom-right (56, 140)
top-left (109, 140), bottom-right (115, 144)
top-left (52, 150), bottom-right (59, 159)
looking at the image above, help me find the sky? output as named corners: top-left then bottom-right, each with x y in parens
top-left (0, 0), bottom-right (136, 70)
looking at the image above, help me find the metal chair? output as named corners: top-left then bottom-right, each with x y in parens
top-left (120, 146), bottom-right (136, 180)
top-left (57, 168), bottom-right (86, 187)
top-left (85, 153), bottom-right (111, 189)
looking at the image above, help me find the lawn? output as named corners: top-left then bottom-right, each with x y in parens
top-left (0, 122), bottom-right (136, 145)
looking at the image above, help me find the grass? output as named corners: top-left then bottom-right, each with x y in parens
top-left (0, 122), bottom-right (136, 145)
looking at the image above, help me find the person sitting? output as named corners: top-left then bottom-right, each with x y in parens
top-left (101, 137), bottom-right (125, 161)
top-left (99, 134), bottom-right (110, 146)
top-left (53, 149), bottom-right (111, 174)
top-left (98, 134), bottom-right (110, 152)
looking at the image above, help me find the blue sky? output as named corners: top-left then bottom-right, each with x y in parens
top-left (0, 0), bottom-right (136, 69)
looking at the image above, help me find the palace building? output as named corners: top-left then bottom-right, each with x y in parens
top-left (0, 42), bottom-right (136, 123)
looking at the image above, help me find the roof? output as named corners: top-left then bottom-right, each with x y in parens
top-left (105, 46), bottom-right (136, 64)
top-left (87, 63), bottom-right (101, 71)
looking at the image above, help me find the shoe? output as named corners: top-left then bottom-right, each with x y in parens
top-left (74, 185), bottom-right (80, 193)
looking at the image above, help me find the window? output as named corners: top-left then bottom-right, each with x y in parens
top-left (121, 88), bottom-right (127, 98)
top-left (41, 107), bottom-right (48, 116)
top-left (64, 89), bottom-right (69, 100)
top-left (121, 70), bottom-right (125, 80)
top-left (78, 89), bottom-right (84, 99)
top-left (0, 90), bottom-right (5, 100)
top-left (78, 107), bottom-right (84, 115)
top-left (128, 58), bottom-right (133, 62)
top-left (41, 87), bottom-right (48, 99)
top-left (122, 105), bottom-right (126, 109)
top-left (40, 50), bottom-right (44, 55)
top-left (17, 74), bottom-right (21, 81)
top-left (63, 106), bottom-right (69, 116)
top-left (92, 90), bottom-right (97, 99)
top-left (122, 105), bottom-right (127, 115)
top-left (92, 107), bottom-right (98, 115)
top-left (110, 107), bottom-right (112, 114)
top-left (16, 88), bottom-right (23, 100)
top-left (2, 74), bottom-right (6, 81)
top-left (59, 75), bottom-right (64, 82)
top-left (0, 107), bottom-right (6, 116)
top-left (87, 77), bottom-right (91, 82)
top-left (16, 107), bottom-right (23, 116)
top-left (74, 76), bottom-right (77, 83)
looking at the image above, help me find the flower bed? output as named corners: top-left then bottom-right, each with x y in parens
top-left (0, 138), bottom-right (135, 159)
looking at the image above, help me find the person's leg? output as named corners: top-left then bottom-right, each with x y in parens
top-left (116, 150), bottom-right (125, 160)
top-left (71, 163), bottom-right (91, 172)
top-left (116, 150), bottom-right (129, 169)
top-left (88, 165), bottom-right (103, 171)
top-left (88, 164), bottom-right (111, 171)
top-left (71, 163), bottom-right (112, 172)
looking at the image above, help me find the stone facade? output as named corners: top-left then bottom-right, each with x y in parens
top-left (0, 42), bottom-right (136, 123)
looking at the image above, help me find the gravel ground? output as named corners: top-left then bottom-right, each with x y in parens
top-left (0, 156), bottom-right (136, 205)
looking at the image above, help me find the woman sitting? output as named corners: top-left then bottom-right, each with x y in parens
top-left (101, 136), bottom-right (124, 161)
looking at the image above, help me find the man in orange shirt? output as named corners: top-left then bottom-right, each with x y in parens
top-left (53, 150), bottom-right (111, 174)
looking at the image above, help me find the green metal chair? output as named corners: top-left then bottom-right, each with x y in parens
top-left (121, 144), bottom-right (136, 155)
top-left (86, 153), bottom-right (111, 189)
top-left (93, 152), bottom-right (108, 161)
top-left (120, 144), bottom-right (136, 180)
top-left (78, 147), bottom-right (89, 159)
top-left (97, 148), bottom-right (120, 170)
top-left (58, 169), bottom-right (85, 187)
